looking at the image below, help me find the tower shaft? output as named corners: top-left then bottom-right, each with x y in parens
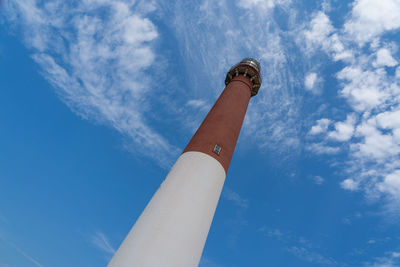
top-left (108, 58), bottom-right (261, 267)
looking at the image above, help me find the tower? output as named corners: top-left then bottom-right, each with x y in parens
top-left (108, 58), bottom-right (262, 267)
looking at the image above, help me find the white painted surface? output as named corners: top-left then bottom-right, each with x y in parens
top-left (108, 151), bottom-right (226, 267)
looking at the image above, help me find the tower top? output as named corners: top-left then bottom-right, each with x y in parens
top-left (225, 58), bottom-right (262, 96)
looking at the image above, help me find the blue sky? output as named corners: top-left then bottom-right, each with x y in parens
top-left (1, 0), bottom-right (400, 266)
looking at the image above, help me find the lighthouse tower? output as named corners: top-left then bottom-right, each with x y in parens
top-left (108, 58), bottom-right (262, 267)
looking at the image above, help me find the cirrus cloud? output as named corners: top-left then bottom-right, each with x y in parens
top-left (4, 0), bottom-right (178, 166)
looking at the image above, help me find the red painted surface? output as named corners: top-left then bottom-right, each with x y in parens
top-left (183, 75), bottom-right (254, 174)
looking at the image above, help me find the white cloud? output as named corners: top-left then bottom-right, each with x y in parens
top-left (337, 67), bottom-right (394, 112)
top-left (123, 16), bottom-right (158, 44)
top-left (0, 237), bottom-right (43, 267)
top-left (307, 142), bottom-right (340, 155)
top-left (90, 231), bottom-right (116, 255)
top-left (309, 118), bottom-right (331, 135)
top-left (364, 251), bottom-right (400, 267)
top-left (5, 0), bottom-right (178, 166)
top-left (311, 175), bottom-right (324, 185)
top-left (304, 72), bottom-right (320, 94)
top-left (223, 187), bottom-right (249, 209)
top-left (10, 244), bottom-right (43, 267)
top-left (237, 0), bottom-right (289, 10)
top-left (287, 246), bottom-right (337, 266)
top-left (341, 179), bottom-right (359, 191)
top-left (354, 118), bottom-right (400, 160)
top-left (304, 12), bottom-right (333, 47)
top-left (393, 252), bottom-right (400, 258)
top-left (344, 0), bottom-right (400, 45)
top-left (378, 170), bottom-right (400, 200)
top-left (303, 12), bottom-right (353, 61)
top-left (374, 48), bottom-right (398, 67)
top-left (328, 114), bottom-right (356, 142)
top-left (304, 4), bottom-right (400, 210)
top-left (260, 227), bottom-right (338, 265)
top-left (376, 109), bottom-right (400, 129)
top-left (186, 99), bottom-right (209, 111)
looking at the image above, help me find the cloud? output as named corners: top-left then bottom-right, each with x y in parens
top-left (310, 175), bottom-right (325, 185)
top-left (353, 117), bottom-right (400, 161)
top-left (374, 48), bottom-right (398, 67)
top-left (259, 227), bottom-right (338, 266)
top-left (364, 250), bottom-right (400, 267)
top-left (304, 11), bottom-right (333, 48)
top-left (221, 187), bottom-right (249, 246)
top-left (287, 246), bottom-right (337, 266)
top-left (337, 67), bottom-right (396, 112)
top-left (90, 231), bottom-right (116, 255)
top-left (303, 11), bottom-right (353, 61)
top-left (341, 178), bottom-right (359, 191)
top-left (0, 237), bottom-right (43, 267)
top-left (302, 4), bottom-right (400, 214)
top-left (237, 0), bottom-right (289, 11)
top-left (307, 142), bottom-right (340, 155)
top-left (344, 0), bottom-right (400, 45)
top-left (4, 0), bottom-right (178, 167)
top-left (304, 72), bottom-right (321, 94)
top-left (327, 114), bottom-right (357, 142)
top-left (186, 99), bottom-right (209, 111)
top-left (309, 118), bottom-right (331, 135)
top-left (378, 170), bottom-right (400, 201)
top-left (376, 109), bottom-right (400, 129)
top-left (9, 244), bottom-right (43, 267)
top-left (222, 187), bottom-right (249, 209)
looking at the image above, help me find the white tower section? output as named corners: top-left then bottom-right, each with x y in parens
top-left (108, 152), bottom-right (226, 267)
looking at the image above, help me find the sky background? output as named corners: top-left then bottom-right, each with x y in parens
top-left (1, 0), bottom-right (400, 266)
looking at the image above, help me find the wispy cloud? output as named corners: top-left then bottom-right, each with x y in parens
top-left (221, 187), bottom-right (249, 246)
top-left (4, 0), bottom-right (178, 167)
top-left (364, 250), bottom-right (400, 267)
top-left (8, 242), bottom-right (44, 267)
top-left (287, 246), bottom-right (337, 266)
top-left (310, 175), bottom-right (325, 185)
top-left (258, 226), bottom-right (339, 266)
top-left (169, 0), bottom-right (303, 157)
top-left (90, 231), bottom-right (116, 255)
top-left (222, 187), bottom-right (249, 210)
top-left (0, 236), bottom-right (43, 267)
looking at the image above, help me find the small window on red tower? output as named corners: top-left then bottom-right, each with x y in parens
top-left (213, 145), bottom-right (222, 155)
